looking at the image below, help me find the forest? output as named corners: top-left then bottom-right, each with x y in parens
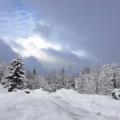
top-left (0, 57), bottom-right (120, 96)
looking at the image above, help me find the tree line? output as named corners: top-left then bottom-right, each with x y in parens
top-left (0, 57), bottom-right (120, 95)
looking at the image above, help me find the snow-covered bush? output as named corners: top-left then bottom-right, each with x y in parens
top-left (112, 89), bottom-right (120, 100)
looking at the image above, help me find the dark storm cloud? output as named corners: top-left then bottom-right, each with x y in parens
top-left (22, 0), bottom-right (120, 64)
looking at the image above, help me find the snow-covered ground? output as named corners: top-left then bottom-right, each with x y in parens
top-left (0, 86), bottom-right (120, 120)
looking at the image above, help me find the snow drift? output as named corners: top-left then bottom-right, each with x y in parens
top-left (0, 86), bottom-right (120, 120)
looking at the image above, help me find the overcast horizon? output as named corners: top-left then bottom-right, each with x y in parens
top-left (0, 0), bottom-right (120, 72)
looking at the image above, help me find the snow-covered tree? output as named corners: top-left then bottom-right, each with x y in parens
top-left (98, 63), bottom-right (120, 95)
top-left (26, 70), bottom-right (51, 91)
top-left (0, 61), bottom-right (6, 81)
top-left (45, 69), bottom-right (66, 92)
top-left (90, 66), bottom-right (101, 94)
top-left (63, 65), bottom-right (75, 89)
top-left (5, 57), bottom-right (26, 91)
top-left (75, 70), bottom-right (89, 93)
top-left (75, 63), bottom-right (120, 95)
top-left (45, 67), bottom-right (75, 92)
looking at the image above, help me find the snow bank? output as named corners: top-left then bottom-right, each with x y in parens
top-left (0, 87), bottom-right (120, 120)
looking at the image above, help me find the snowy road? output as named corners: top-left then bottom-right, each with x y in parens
top-left (0, 88), bottom-right (120, 120)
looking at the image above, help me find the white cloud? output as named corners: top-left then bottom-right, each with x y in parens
top-left (72, 50), bottom-right (88, 58)
top-left (7, 34), bottom-right (63, 64)
top-left (72, 49), bottom-right (98, 63)
top-left (3, 33), bottom-right (92, 67)
top-left (38, 20), bottom-right (51, 27)
top-left (0, 0), bottom-right (36, 39)
top-left (0, 0), bottom-right (99, 69)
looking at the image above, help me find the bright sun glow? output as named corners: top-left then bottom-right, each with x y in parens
top-left (11, 34), bottom-right (62, 63)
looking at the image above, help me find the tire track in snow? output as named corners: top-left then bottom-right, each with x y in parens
top-left (50, 96), bottom-right (119, 120)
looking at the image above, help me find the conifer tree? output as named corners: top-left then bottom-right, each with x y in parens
top-left (6, 57), bottom-right (26, 92)
top-left (33, 68), bottom-right (36, 75)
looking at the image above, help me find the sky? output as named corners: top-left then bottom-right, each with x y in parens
top-left (0, 0), bottom-right (120, 72)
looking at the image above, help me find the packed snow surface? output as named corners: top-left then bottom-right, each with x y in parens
top-left (0, 86), bottom-right (120, 120)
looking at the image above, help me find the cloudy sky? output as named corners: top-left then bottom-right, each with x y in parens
top-left (0, 0), bottom-right (120, 71)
